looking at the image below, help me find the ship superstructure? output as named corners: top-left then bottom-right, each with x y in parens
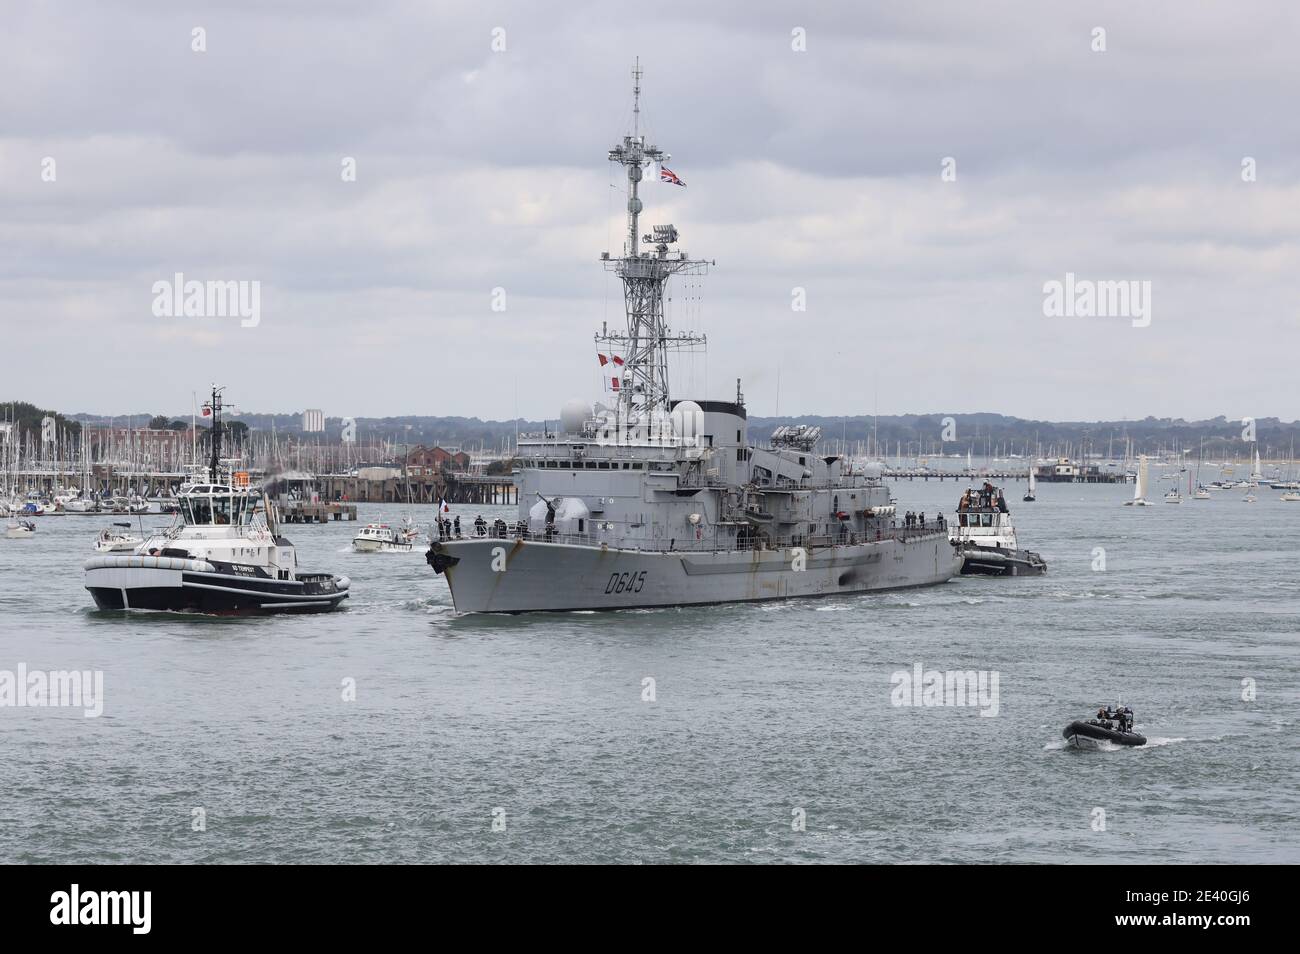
top-left (426, 66), bottom-right (960, 612)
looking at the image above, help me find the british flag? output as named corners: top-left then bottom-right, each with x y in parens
top-left (659, 165), bottom-right (686, 187)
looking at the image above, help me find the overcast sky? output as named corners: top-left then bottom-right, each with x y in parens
top-left (3, 0), bottom-right (1298, 423)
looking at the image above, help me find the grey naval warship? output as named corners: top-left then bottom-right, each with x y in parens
top-left (427, 66), bottom-right (961, 614)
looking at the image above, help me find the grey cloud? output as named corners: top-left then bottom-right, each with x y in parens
top-left (2, 1), bottom-right (1298, 422)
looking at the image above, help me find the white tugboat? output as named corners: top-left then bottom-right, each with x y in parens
top-left (353, 517), bottom-right (424, 553)
top-left (949, 482), bottom-right (1046, 576)
top-left (84, 387), bottom-right (350, 614)
top-left (425, 65), bottom-right (962, 613)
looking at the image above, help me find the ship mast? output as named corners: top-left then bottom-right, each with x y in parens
top-left (206, 385), bottom-right (225, 482)
top-left (601, 60), bottom-right (708, 426)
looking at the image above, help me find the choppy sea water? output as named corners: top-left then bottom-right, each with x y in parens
top-left (1, 480), bottom-right (1296, 864)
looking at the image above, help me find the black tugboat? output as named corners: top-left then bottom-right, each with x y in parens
top-left (948, 482), bottom-right (1046, 576)
top-left (1063, 705), bottom-right (1146, 749)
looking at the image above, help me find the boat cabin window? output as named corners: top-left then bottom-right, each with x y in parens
top-left (182, 492), bottom-right (252, 526)
top-left (183, 497), bottom-right (211, 525)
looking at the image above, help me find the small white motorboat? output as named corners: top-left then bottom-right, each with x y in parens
top-left (353, 517), bottom-right (425, 553)
top-left (93, 523), bottom-right (143, 553)
top-left (5, 519), bottom-right (36, 539)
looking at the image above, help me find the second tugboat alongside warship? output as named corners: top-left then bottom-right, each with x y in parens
top-left (949, 483), bottom-right (1046, 577)
top-left (426, 67), bottom-right (962, 613)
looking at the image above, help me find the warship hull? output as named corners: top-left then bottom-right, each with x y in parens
top-left (431, 532), bottom-right (961, 614)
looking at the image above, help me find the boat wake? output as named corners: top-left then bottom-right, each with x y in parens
top-left (1046, 733), bottom-right (1196, 751)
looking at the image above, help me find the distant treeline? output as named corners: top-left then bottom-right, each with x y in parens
top-left (1, 402), bottom-right (82, 438)
top-left (52, 408), bottom-right (1300, 458)
top-left (742, 414), bottom-right (1300, 458)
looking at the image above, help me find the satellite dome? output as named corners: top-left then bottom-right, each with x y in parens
top-left (670, 400), bottom-right (704, 445)
top-left (560, 400), bottom-right (590, 436)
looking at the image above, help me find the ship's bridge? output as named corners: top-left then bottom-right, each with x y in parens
top-left (177, 485), bottom-right (260, 527)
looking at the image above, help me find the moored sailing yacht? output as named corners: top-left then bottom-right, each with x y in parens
top-left (1124, 456), bottom-right (1154, 506)
top-left (84, 387), bottom-right (350, 614)
top-left (425, 65), bottom-right (962, 613)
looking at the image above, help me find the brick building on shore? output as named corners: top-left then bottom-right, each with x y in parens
top-left (405, 445), bottom-right (471, 477)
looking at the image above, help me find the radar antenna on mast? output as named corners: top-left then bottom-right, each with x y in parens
top-left (205, 385), bottom-right (226, 482)
top-left (599, 61), bottom-right (709, 423)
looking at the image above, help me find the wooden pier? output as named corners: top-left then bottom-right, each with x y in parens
top-left (279, 501), bottom-right (358, 523)
top-left (884, 470), bottom-right (1129, 484)
top-left (312, 473), bottom-right (517, 506)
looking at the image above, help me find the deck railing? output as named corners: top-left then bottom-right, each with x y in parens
top-left (433, 520), bottom-right (950, 554)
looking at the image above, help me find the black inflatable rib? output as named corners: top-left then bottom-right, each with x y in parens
top-left (1063, 720), bottom-right (1146, 747)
